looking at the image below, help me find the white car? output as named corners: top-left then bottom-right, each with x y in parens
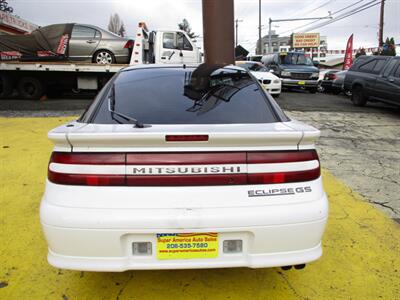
top-left (236, 61), bottom-right (282, 97)
top-left (40, 64), bottom-right (328, 272)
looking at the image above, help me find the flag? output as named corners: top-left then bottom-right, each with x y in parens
top-left (343, 34), bottom-right (353, 70)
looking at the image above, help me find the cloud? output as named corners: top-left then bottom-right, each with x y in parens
top-left (10, 0), bottom-right (400, 53)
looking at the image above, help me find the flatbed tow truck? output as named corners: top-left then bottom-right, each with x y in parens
top-left (0, 22), bottom-right (201, 99)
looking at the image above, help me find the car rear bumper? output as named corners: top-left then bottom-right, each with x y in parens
top-left (40, 185), bottom-right (328, 271)
top-left (282, 79), bottom-right (318, 88)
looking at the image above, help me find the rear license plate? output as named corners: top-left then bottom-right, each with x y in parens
top-left (156, 233), bottom-right (218, 260)
top-left (298, 81), bottom-right (306, 85)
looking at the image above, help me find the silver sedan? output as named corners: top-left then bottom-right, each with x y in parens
top-left (68, 24), bottom-right (133, 64)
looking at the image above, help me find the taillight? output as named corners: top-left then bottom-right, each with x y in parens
top-left (165, 135), bottom-right (209, 142)
top-left (328, 73), bottom-right (337, 80)
top-left (124, 40), bottom-right (134, 48)
top-left (48, 150), bottom-right (320, 186)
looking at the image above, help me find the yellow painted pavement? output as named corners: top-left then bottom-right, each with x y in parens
top-left (0, 117), bottom-right (399, 300)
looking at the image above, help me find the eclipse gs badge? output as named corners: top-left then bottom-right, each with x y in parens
top-left (248, 186), bottom-right (312, 197)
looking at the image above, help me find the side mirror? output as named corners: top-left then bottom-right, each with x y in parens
top-left (269, 69), bottom-right (275, 73)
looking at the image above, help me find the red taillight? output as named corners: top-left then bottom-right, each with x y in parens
top-left (165, 135), bottom-right (209, 142)
top-left (248, 168), bottom-right (320, 184)
top-left (48, 150), bottom-right (320, 186)
top-left (328, 73), bottom-right (337, 80)
top-left (124, 40), bottom-right (134, 48)
top-left (247, 150), bottom-right (318, 164)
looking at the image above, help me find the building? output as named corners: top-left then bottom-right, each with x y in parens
top-left (0, 11), bottom-right (38, 35)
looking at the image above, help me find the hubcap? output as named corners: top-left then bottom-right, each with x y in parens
top-left (96, 52), bottom-right (112, 64)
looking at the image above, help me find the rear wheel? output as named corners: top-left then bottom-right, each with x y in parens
top-left (17, 77), bottom-right (44, 100)
top-left (0, 74), bottom-right (13, 98)
top-left (351, 85), bottom-right (367, 106)
top-left (93, 50), bottom-right (115, 65)
top-left (308, 88), bottom-right (317, 94)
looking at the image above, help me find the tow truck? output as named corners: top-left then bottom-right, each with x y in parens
top-left (0, 22), bottom-right (202, 99)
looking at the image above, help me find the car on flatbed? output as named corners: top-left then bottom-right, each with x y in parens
top-left (344, 55), bottom-right (400, 107)
top-left (40, 64), bottom-right (328, 271)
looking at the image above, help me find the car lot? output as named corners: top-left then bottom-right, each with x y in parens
top-left (0, 91), bottom-right (399, 299)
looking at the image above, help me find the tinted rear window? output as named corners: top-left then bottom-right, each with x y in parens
top-left (88, 67), bottom-right (280, 125)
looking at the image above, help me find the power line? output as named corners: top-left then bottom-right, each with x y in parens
top-left (302, 0), bottom-right (380, 32)
top-left (278, 0), bottom-right (366, 35)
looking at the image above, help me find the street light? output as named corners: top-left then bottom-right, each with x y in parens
top-left (268, 16), bottom-right (332, 53)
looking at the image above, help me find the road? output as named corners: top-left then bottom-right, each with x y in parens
top-left (1, 91), bottom-right (399, 220)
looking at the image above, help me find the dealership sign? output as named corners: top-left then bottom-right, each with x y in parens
top-left (292, 33), bottom-right (320, 48)
top-left (0, 11), bottom-right (38, 33)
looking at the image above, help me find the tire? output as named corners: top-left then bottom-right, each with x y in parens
top-left (0, 74), bottom-right (13, 98)
top-left (308, 88), bottom-right (318, 94)
top-left (351, 85), bottom-right (367, 106)
top-left (93, 50), bottom-right (115, 65)
top-left (17, 77), bottom-right (44, 100)
top-left (332, 90), bottom-right (341, 95)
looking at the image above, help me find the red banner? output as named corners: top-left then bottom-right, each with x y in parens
top-left (343, 34), bottom-right (353, 70)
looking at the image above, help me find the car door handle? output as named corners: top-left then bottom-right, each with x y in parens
top-left (388, 78), bottom-right (394, 82)
top-left (86, 40), bottom-right (97, 44)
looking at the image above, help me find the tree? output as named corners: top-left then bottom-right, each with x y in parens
top-left (178, 19), bottom-right (198, 39)
top-left (355, 47), bottom-right (366, 58)
top-left (108, 13), bottom-right (125, 37)
top-left (381, 37), bottom-right (396, 56)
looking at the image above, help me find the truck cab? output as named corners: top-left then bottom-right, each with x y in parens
top-left (262, 52), bottom-right (319, 93)
top-left (130, 22), bottom-right (201, 65)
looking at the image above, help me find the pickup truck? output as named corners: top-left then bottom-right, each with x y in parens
top-left (344, 56), bottom-right (400, 107)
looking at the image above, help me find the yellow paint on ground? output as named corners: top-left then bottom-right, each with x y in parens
top-left (0, 117), bottom-right (399, 300)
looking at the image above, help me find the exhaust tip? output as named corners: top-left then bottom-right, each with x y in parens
top-left (294, 264), bottom-right (306, 270)
top-left (281, 265), bottom-right (292, 271)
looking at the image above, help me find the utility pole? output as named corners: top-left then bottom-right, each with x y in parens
top-left (378, 0), bottom-right (385, 47)
top-left (258, 0), bottom-right (262, 54)
top-left (235, 18), bottom-right (243, 47)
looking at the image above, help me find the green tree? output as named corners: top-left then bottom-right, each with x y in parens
top-left (381, 37), bottom-right (396, 56)
top-left (178, 19), bottom-right (198, 39)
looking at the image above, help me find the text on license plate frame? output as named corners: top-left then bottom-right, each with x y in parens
top-left (156, 233), bottom-right (218, 260)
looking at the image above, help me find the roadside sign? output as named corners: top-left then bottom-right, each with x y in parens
top-left (292, 33), bottom-right (320, 48)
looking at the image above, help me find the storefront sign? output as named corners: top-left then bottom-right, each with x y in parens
top-left (0, 11), bottom-right (38, 33)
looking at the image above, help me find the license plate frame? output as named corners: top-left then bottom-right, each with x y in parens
top-left (156, 233), bottom-right (218, 260)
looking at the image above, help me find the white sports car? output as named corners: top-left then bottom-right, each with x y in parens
top-left (40, 64), bottom-right (328, 271)
top-left (236, 61), bottom-right (282, 97)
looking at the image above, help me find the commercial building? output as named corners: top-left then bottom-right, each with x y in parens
top-left (0, 11), bottom-right (38, 35)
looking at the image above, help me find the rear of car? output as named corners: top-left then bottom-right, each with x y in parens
top-left (320, 70), bottom-right (340, 94)
top-left (40, 65), bottom-right (328, 271)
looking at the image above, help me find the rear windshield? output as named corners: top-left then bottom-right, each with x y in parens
top-left (86, 66), bottom-right (281, 125)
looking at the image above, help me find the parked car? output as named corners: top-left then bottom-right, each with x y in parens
top-left (332, 70), bottom-right (352, 97)
top-left (40, 64), bottom-right (328, 271)
top-left (236, 60), bottom-right (282, 97)
top-left (262, 52), bottom-right (319, 93)
top-left (320, 70), bottom-right (340, 94)
top-left (344, 56), bottom-right (400, 107)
